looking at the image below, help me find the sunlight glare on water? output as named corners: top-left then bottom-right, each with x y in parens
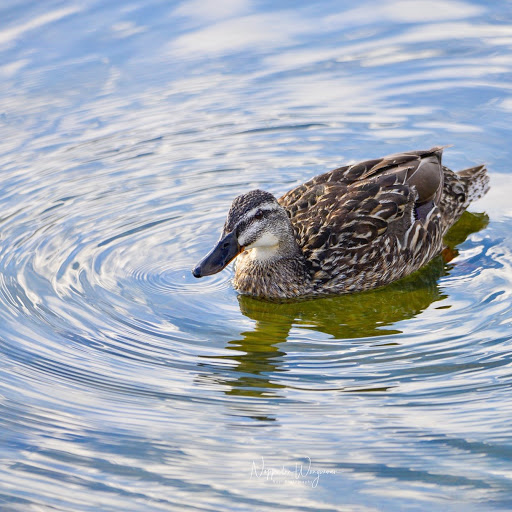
top-left (0, 1), bottom-right (512, 511)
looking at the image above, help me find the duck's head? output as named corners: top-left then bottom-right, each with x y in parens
top-left (192, 189), bottom-right (293, 278)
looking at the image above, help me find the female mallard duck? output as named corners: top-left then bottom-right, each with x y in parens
top-left (193, 147), bottom-right (489, 299)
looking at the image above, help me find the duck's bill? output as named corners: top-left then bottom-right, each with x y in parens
top-left (192, 232), bottom-right (242, 278)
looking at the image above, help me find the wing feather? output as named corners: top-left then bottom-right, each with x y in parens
top-left (278, 147), bottom-right (447, 282)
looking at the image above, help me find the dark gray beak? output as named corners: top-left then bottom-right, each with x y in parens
top-left (192, 231), bottom-right (242, 278)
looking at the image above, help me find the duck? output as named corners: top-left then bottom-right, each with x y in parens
top-left (192, 147), bottom-right (489, 299)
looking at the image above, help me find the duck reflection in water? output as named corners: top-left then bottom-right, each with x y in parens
top-left (197, 212), bottom-right (488, 410)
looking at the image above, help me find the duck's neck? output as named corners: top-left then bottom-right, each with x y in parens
top-left (233, 238), bottom-right (313, 299)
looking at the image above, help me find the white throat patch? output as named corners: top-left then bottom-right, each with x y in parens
top-left (245, 232), bottom-right (280, 262)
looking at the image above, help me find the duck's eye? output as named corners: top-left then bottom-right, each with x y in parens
top-left (254, 209), bottom-right (263, 220)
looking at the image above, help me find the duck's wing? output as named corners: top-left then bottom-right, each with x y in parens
top-left (282, 173), bottom-right (413, 253)
top-left (281, 146), bottom-right (446, 209)
top-left (280, 169), bottom-right (443, 282)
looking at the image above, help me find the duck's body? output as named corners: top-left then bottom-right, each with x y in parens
top-left (193, 147), bottom-right (489, 299)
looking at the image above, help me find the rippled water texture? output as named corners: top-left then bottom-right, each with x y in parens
top-left (1, 1), bottom-right (512, 511)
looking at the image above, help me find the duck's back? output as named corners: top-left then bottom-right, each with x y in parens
top-left (279, 147), bottom-right (488, 294)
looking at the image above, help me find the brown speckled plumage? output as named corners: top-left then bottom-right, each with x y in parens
top-left (194, 147), bottom-right (489, 299)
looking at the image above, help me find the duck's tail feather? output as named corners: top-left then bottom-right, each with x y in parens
top-left (440, 164), bottom-right (489, 234)
top-left (457, 164), bottom-right (490, 206)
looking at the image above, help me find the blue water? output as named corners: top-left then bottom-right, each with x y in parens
top-left (1, 1), bottom-right (512, 511)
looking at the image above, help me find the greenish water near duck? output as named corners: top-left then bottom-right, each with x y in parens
top-left (1, 1), bottom-right (512, 511)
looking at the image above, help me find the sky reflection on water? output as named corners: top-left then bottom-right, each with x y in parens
top-left (0, 1), bottom-right (512, 511)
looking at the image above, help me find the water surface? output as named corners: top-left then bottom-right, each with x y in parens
top-left (1, 1), bottom-right (512, 511)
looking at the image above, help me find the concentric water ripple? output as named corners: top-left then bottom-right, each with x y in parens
top-left (1, 1), bottom-right (512, 511)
